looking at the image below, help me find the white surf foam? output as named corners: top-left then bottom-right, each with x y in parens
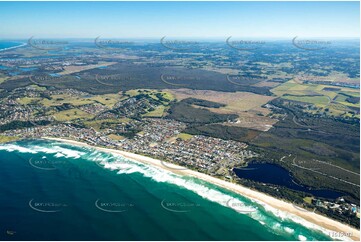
top-left (0, 144), bottom-right (37, 154)
top-left (92, 152), bottom-right (344, 240)
top-left (0, 142), bottom-right (340, 240)
top-left (32, 145), bottom-right (86, 158)
top-left (298, 234), bottom-right (307, 241)
top-left (0, 143), bottom-right (86, 159)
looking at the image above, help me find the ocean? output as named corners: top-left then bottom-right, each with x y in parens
top-left (0, 139), bottom-right (335, 240)
top-left (0, 41), bottom-right (26, 51)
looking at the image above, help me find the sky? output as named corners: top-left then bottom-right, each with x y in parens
top-left (0, 1), bottom-right (359, 39)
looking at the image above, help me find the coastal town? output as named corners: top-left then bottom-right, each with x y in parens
top-left (0, 85), bottom-right (258, 180)
top-left (1, 115), bottom-right (257, 179)
top-left (0, 86), bottom-right (359, 223)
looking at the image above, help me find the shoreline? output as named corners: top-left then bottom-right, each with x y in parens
top-left (43, 137), bottom-right (360, 241)
top-left (0, 42), bottom-right (27, 52)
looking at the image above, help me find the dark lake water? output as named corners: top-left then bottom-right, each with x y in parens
top-left (233, 163), bottom-right (345, 199)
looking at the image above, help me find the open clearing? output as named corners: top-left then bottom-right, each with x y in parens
top-left (58, 62), bottom-right (117, 75)
top-left (17, 94), bottom-right (121, 107)
top-left (165, 89), bottom-right (274, 115)
top-left (51, 108), bottom-right (92, 121)
top-left (165, 88), bottom-right (278, 131)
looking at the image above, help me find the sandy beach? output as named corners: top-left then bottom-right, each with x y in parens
top-left (44, 137), bottom-right (360, 241)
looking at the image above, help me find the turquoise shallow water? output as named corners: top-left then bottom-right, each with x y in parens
top-left (0, 139), bottom-right (334, 240)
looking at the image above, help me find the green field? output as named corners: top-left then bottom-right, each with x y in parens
top-left (126, 89), bottom-right (175, 102)
top-left (143, 105), bottom-right (166, 117)
top-left (272, 80), bottom-right (359, 117)
top-left (177, 133), bottom-right (193, 140)
top-left (52, 108), bottom-right (92, 121)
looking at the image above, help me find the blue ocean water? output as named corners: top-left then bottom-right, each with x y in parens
top-left (0, 139), bottom-right (335, 240)
top-left (0, 41), bottom-right (25, 51)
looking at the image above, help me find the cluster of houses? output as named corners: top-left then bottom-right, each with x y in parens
top-left (312, 197), bottom-right (360, 218)
top-left (118, 118), bottom-right (258, 176)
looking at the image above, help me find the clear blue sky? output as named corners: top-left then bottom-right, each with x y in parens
top-left (0, 1), bottom-right (359, 39)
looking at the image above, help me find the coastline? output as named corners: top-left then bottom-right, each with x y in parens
top-left (0, 42), bottom-right (27, 52)
top-left (43, 137), bottom-right (360, 241)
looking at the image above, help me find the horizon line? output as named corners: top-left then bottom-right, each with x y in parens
top-left (1, 36), bottom-right (360, 40)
